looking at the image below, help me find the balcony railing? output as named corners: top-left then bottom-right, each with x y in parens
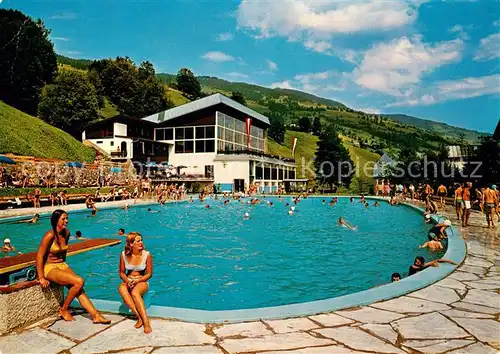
top-left (218, 149), bottom-right (295, 163)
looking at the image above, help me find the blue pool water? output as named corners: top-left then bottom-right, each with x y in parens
top-left (0, 197), bottom-right (443, 310)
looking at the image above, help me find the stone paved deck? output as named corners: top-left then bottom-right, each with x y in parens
top-left (0, 204), bottom-right (498, 354)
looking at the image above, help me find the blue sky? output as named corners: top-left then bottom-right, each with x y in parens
top-left (2, 0), bottom-right (499, 133)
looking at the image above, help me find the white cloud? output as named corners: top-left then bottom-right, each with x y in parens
top-left (437, 74), bottom-right (500, 99)
top-left (217, 32), bottom-right (234, 41)
top-left (237, 0), bottom-right (419, 38)
top-left (225, 72), bottom-right (249, 79)
top-left (49, 12), bottom-right (77, 20)
top-left (387, 74), bottom-right (500, 107)
top-left (353, 35), bottom-right (463, 96)
top-left (473, 32), bottom-right (500, 61)
top-left (449, 24), bottom-right (470, 40)
top-left (295, 71), bottom-right (332, 83)
top-left (267, 60), bottom-right (278, 71)
top-left (270, 80), bottom-right (296, 90)
top-left (304, 40), bottom-right (332, 54)
top-left (202, 51), bottom-right (235, 62)
top-left (52, 37), bottom-right (69, 42)
top-left (357, 107), bottom-right (381, 114)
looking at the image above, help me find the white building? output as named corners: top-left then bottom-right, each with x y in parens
top-left (83, 93), bottom-right (297, 193)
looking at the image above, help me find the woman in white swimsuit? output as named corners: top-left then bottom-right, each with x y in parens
top-left (118, 232), bottom-right (153, 334)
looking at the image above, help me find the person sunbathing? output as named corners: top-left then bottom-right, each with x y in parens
top-left (118, 232), bottom-right (153, 334)
top-left (36, 210), bottom-right (110, 323)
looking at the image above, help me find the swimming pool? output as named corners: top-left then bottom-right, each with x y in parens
top-left (1, 197), bottom-right (443, 311)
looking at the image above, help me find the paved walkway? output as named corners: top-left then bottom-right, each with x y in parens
top-left (0, 198), bottom-right (156, 219)
top-left (0, 204), bottom-right (498, 354)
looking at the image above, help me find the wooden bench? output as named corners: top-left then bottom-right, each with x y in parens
top-left (0, 238), bottom-right (121, 334)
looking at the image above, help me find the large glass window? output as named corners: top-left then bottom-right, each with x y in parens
top-left (165, 128), bottom-right (173, 140)
top-left (217, 112), bottom-right (265, 152)
top-left (175, 127), bottom-right (184, 140)
top-left (156, 129), bottom-right (164, 141)
top-left (184, 127), bottom-right (194, 140)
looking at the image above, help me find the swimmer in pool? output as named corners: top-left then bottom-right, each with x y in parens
top-left (374, 201), bottom-right (380, 207)
top-left (243, 212), bottom-right (250, 219)
top-left (16, 214), bottom-right (40, 224)
top-left (419, 235), bottom-right (444, 251)
top-left (338, 217), bottom-right (355, 230)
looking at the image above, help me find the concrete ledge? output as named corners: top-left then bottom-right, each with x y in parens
top-left (0, 283), bottom-right (63, 334)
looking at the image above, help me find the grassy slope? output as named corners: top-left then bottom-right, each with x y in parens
top-left (268, 131), bottom-right (319, 179)
top-left (343, 141), bottom-right (380, 193)
top-left (167, 88), bottom-right (191, 106)
top-left (0, 101), bottom-right (95, 162)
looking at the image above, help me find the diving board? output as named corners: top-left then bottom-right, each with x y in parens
top-left (0, 238), bottom-right (121, 275)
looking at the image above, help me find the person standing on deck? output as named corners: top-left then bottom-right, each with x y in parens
top-left (437, 184), bottom-right (448, 208)
top-left (462, 182), bottom-right (472, 227)
top-left (454, 184), bottom-right (463, 221)
top-left (482, 185), bottom-right (498, 228)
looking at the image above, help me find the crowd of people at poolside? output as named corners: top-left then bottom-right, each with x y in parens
top-left (374, 180), bottom-right (500, 228)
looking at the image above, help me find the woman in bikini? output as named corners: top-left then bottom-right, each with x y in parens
top-left (118, 232), bottom-right (153, 334)
top-left (36, 210), bottom-right (110, 323)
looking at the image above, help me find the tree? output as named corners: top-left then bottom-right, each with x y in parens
top-left (299, 117), bottom-right (312, 133)
top-left (314, 126), bottom-right (354, 190)
top-left (176, 68), bottom-right (201, 99)
top-left (312, 116), bottom-right (322, 135)
top-left (268, 115), bottom-right (286, 144)
top-left (230, 91), bottom-right (246, 106)
top-left (0, 9), bottom-right (57, 115)
top-left (88, 57), bottom-right (170, 117)
top-left (464, 135), bottom-right (500, 185)
top-left (38, 70), bottom-right (99, 138)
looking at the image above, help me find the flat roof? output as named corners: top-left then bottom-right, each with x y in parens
top-left (142, 93), bottom-right (270, 126)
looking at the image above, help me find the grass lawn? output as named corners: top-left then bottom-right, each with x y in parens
top-left (267, 130), bottom-right (319, 179)
top-left (0, 101), bottom-right (95, 162)
top-left (167, 88), bottom-right (191, 106)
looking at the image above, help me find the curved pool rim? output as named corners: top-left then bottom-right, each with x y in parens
top-left (2, 196), bottom-right (466, 323)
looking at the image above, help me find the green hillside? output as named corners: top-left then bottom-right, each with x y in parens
top-left (385, 114), bottom-right (486, 142)
top-left (0, 101), bottom-right (95, 162)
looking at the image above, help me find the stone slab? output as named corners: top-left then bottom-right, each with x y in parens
top-left (371, 296), bottom-right (450, 314)
top-left (449, 271), bottom-right (480, 281)
top-left (435, 278), bottom-right (467, 291)
top-left (213, 321), bottom-right (271, 338)
top-left (440, 309), bottom-right (495, 319)
top-left (451, 301), bottom-right (499, 315)
top-left (314, 327), bottom-right (404, 354)
top-left (219, 332), bottom-right (333, 353)
top-left (262, 347), bottom-right (366, 354)
top-left (392, 312), bottom-right (469, 339)
top-left (403, 339), bottom-right (474, 354)
top-left (335, 307), bottom-right (405, 324)
top-left (308, 313), bottom-right (354, 327)
top-left (70, 319), bottom-right (214, 354)
top-left (360, 324), bottom-right (398, 344)
top-left (154, 346), bottom-right (223, 354)
top-left (264, 318), bottom-right (320, 334)
top-left (464, 280), bottom-right (500, 290)
top-left (49, 314), bottom-right (124, 341)
top-left (447, 342), bottom-right (498, 354)
top-left (458, 265), bottom-right (487, 275)
top-left (408, 285), bottom-right (461, 304)
top-left (462, 289), bottom-right (500, 309)
top-left (451, 317), bottom-right (500, 343)
top-left (465, 257), bottom-right (494, 268)
top-left (0, 328), bottom-right (75, 354)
